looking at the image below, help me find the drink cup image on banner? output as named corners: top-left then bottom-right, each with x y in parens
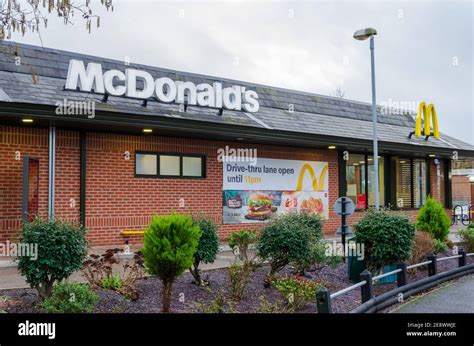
top-left (222, 158), bottom-right (329, 224)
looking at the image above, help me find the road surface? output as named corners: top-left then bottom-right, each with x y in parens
top-left (393, 274), bottom-right (474, 313)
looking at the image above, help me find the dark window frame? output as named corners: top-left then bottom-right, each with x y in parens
top-left (134, 151), bottom-right (206, 179)
top-left (339, 151), bottom-right (386, 211)
top-left (394, 157), bottom-right (430, 210)
top-left (339, 151), bottom-right (434, 210)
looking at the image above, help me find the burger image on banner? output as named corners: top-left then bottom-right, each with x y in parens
top-left (245, 192), bottom-right (276, 220)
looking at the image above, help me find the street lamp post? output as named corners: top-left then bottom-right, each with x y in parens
top-left (354, 28), bottom-right (379, 209)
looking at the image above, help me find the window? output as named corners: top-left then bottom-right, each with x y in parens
top-left (439, 160), bottom-right (445, 206)
top-left (413, 159), bottom-right (427, 208)
top-left (368, 156), bottom-right (384, 207)
top-left (160, 155), bottom-right (180, 176)
top-left (344, 153), bottom-right (385, 209)
top-left (345, 154), bottom-right (366, 208)
top-left (396, 158), bottom-right (412, 208)
top-left (136, 154), bottom-right (157, 176)
top-left (395, 157), bottom-right (429, 209)
top-left (183, 156), bottom-right (203, 177)
top-left (135, 152), bottom-right (205, 178)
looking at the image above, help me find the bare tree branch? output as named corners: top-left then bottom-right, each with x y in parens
top-left (0, 0), bottom-right (113, 42)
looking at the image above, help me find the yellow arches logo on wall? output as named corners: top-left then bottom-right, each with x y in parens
top-left (412, 102), bottom-right (440, 139)
top-left (296, 163), bottom-right (328, 191)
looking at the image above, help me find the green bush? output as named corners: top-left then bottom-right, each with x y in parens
top-left (189, 214), bottom-right (219, 286)
top-left (227, 229), bottom-right (258, 265)
top-left (17, 218), bottom-right (88, 300)
top-left (228, 263), bottom-right (253, 301)
top-left (296, 240), bottom-right (343, 274)
top-left (458, 225), bottom-right (474, 253)
top-left (416, 196), bottom-right (451, 242)
top-left (142, 213), bottom-right (200, 312)
top-left (354, 209), bottom-right (415, 272)
top-left (256, 296), bottom-right (292, 313)
top-left (100, 274), bottom-right (123, 290)
top-left (40, 282), bottom-right (98, 313)
top-left (272, 275), bottom-right (324, 311)
top-left (433, 238), bottom-right (448, 253)
top-left (256, 212), bottom-right (324, 284)
top-left (194, 288), bottom-right (236, 313)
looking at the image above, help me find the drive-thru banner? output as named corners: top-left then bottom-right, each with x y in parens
top-left (222, 157), bottom-right (329, 224)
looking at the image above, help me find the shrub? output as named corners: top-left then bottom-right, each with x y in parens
top-left (227, 229), bottom-right (258, 266)
top-left (189, 214), bottom-right (219, 286)
top-left (256, 212), bottom-right (324, 283)
top-left (256, 295), bottom-right (292, 313)
top-left (354, 209), bottom-right (415, 272)
top-left (446, 239), bottom-right (454, 249)
top-left (458, 225), bottom-right (474, 253)
top-left (416, 196), bottom-right (450, 242)
top-left (433, 238), bottom-right (448, 253)
top-left (40, 282), bottom-right (98, 313)
top-left (142, 213), bottom-right (200, 312)
top-left (296, 241), bottom-right (343, 275)
top-left (17, 218), bottom-right (88, 300)
top-left (82, 249), bottom-right (145, 301)
top-left (272, 275), bottom-right (325, 311)
top-left (409, 231), bottom-right (435, 266)
top-left (101, 274), bottom-right (123, 290)
top-left (194, 288), bottom-right (236, 313)
top-left (228, 263), bottom-right (253, 301)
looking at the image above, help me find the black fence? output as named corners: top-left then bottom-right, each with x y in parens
top-left (316, 250), bottom-right (474, 313)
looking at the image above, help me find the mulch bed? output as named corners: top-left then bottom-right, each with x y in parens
top-left (2, 249), bottom-right (472, 314)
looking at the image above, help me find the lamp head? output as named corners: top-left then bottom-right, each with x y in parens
top-left (353, 28), bottom-right (378, 41)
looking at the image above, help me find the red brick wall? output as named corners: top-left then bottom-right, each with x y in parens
top-left (452, 175), bottom-right (471, 204)
top-left (84, 132), bottom-right (339, 245)
top-left (55, 130), bottom-right (81, 222)
top-left (0, 126), bottom-right (49, 243)
top-left (0, 125), bottom-right (444, 247)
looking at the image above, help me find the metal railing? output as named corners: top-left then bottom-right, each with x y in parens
top-left (316, 249), bottom-right (474, 313)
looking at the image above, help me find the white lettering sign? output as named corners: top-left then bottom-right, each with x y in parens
top-left (65, 60), bottom-right (260, 112)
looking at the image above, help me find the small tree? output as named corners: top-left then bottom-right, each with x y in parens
top-left (189, 214), bottom-right (219, 286)
top-left (355, 208), bottom-right (415, 272)
top-left (142, 213), bottom-right (200, 313)
top-left (416, 196), bottom-right (451, 242)
top-left (227, 229), bottom-right (258, 266)
top-left (17, 218), bottom-right (87, 300)
top-left (409, 231), bottom-right (436, 266)
top-left (256, 212), bottom-right (324, 286)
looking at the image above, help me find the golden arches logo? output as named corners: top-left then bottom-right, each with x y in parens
top-left (296, 164), bottom-right (328, 191)
top-left (414, 102), bottom-right (439, 139)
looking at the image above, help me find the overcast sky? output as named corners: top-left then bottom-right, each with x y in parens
top-left (9, 0), bottom-right (474, 145)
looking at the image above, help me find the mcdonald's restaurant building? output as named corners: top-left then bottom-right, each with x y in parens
top-left (1, 41), bottom-right (474, 246)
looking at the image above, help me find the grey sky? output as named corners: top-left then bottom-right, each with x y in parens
top-left (9, 0), bottom-right (474, 145)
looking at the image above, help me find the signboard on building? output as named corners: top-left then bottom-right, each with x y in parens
top-left (222, 157), bottom-right (329, 224)
top-left (65, 59), bottom-right (260, 112)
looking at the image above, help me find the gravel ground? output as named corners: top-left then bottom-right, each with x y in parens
top-left (2, 249), bottom-right (472, 314)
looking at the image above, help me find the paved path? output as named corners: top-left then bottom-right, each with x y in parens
top-left (393, 274), bottom-right (474, 313)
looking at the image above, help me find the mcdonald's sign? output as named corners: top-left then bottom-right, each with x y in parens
top-left (296, 163), bottom-right (328, 192)
top-left (411, 102), bottom-right (440, 139)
